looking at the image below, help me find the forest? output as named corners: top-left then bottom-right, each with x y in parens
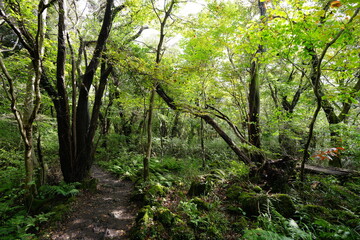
top-left (0, 0), bottom-right (359, 239)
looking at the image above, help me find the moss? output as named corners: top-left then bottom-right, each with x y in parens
top-left (80, 177), bottom-right (98, 192)
top-left (171, 225), bottom-right (195, 240)
top-left (238, 192), bottom-right (267, 217)
top-left (301, 204), bottom-right (331, 220)
top-left (155, 207), bottom-right (177, 227)
top-left (191, 197), bottom-right (210, 211)
top-left (271, 194), bottom-right (296, 218)
top-left (188, 179), bottom-right (211, 197)
top-left (136, 205), bottom-right (154, 224)
top-left (137, 182), bottom-right (168, 205)
top-left (227, 205), bottom-right (245, 215)
top-left (231, 216), bottom-right (249, 232)
top-left (147, 183), bottom-right (167, 197)
top-left (252, 185), bottom-right (262, 193)
top-left (131, 206), bottom-right (160, 240)
top-left (226, 185), bottom-right (243, 200)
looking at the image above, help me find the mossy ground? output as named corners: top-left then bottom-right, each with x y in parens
top-left (101, 155), bottom-right (360, 240)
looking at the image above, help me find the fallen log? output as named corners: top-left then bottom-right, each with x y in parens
top-left (299, 164), bottom-right (360, 176)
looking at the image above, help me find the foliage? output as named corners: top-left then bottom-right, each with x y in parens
top-left (0, 119), bottom-right (20, 150)
top-left (0, 211), bottom-right (53, 240)
top-left (37, 182), bottom-right (80, 200)
top-left (1, 0), bottom-right (360, 238)
top-left (0, 143), bottom-right (79, 239)
top-left (242, 229), bottom-right (293, 240)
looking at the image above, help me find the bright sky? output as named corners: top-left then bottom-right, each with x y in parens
top-left (136, 0), bottom-right (205, 50)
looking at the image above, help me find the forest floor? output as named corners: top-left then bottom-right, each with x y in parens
top-left (41, 166), bottom-right (137, 240)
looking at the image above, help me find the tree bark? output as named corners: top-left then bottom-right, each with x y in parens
top-left (247, 0), bottom-right (266, 162)
top-left (144, 89), bottom-right (155, 181)
top-left (200, 118), bottom-right (206, 168)
top-left (55, 0), bottom-right (75, 181)
top-left (248, 60), bottom-right (261, 148)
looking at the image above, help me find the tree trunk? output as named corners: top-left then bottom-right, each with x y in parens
top-left (303, 8), bottom-right (360, 170)
top-left (248, 60), bottom-right (261, 148)
top-left (170, 111), bottom-right (181, 138)
top-left (55, 0), bottom-right (75, 182)
top-left (0, 0), bottom-right (48, 203)
top-left (200, 118), bottom-right (206, 168)
top-left (73, 0), bottom-right (115, 181)
top-left (247, 0), bottom-right (266, 162)
top-left (144, 89), bottom-right (155, 181)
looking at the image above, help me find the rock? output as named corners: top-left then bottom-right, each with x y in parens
top-left (238, 192), bottom-right (267, 216)
top-left (103, 228), bottom-right (126, 239)
top-left (226, 185), bottom-right (243, 200)
top-left (135, 205), bottom-right (154, 224)
top-left (226, 205), bottom-right (245, 215)
top-left (188, 179), bottom-right (210, 197)
top-left (147, 182), bottom-right (167, 197)
top-left (271, 194), bottom-right (296, 218)
top-left (154, 207), bottom-right (178, 227)
top-left (190, 197), bottom-right (210, 211)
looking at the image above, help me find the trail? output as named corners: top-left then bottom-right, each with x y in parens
top-left (43, 166), bottom-right (137, 240)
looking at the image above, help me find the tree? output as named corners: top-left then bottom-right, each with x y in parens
top-left (1, 0), bottom-right (128, 182)
top-left (0, 0), bottom-right (49, 202)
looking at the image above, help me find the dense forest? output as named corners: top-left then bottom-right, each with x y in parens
top-left (1, 0), bottom-right (359, 239)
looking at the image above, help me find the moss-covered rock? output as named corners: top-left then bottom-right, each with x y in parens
top-left (133, 182), bottom-right (168, 205)
top-left (191, 197), bottom-right (210, 211)
top-left (188, 179), bottom-right (211, 197)
top-left (226, 205), bottom-right (246, 215)
top-left (135, 205), bottom-right (154, 224)
top-left (154, 207), bottom-right (179, 227)
top-left (238, 192), bottom-right (267, 217)
top-left (132, 205), bottom-right (170, 240)
top-left (148, 182), bottom-right (167, 197)
top-left (226, 185), bottom-right (243, 200)
top-left (271, 194), bottom-right (296, 218)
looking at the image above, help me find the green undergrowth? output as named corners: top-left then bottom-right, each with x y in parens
top-left (0, 150), bottom-right (80, 239)
top-left (0, 168), bottom-right (80, 240)
top-left (0, 118), bottom-right (81, 239)
top-left (100, 154), bottom-right (360, 239)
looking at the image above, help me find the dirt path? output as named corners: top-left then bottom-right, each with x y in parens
top-left (43, 166), bottom-right (137, 240)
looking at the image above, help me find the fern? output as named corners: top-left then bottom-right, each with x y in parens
top-left (242, 229), bottom-right (292, 240)
top-left (38, 182), bottom-right (80, 199)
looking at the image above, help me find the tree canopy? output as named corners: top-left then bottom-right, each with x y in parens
top-left (1, 0), bottom-right (359, 238)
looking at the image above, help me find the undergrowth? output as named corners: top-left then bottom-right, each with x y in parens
top-left (99, 151), bottom-right (360, 240)
top-left (1, 148), bottom-right (79, 239)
